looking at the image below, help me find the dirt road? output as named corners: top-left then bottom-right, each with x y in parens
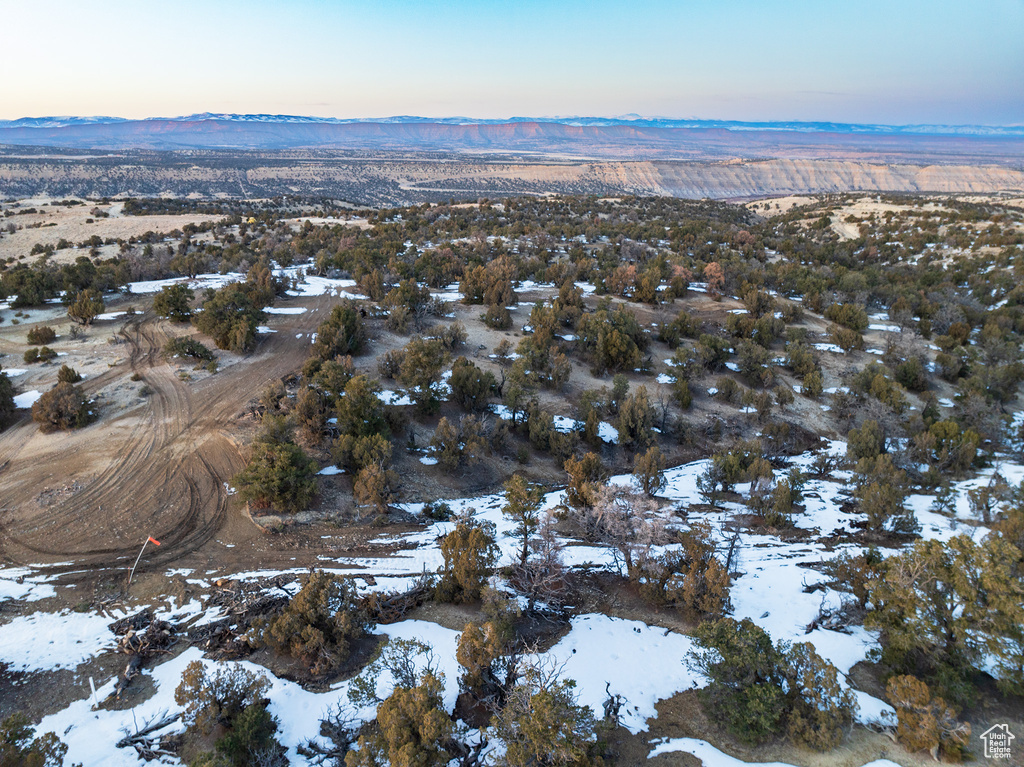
top-left (0, 295), bottom-right (337, 576)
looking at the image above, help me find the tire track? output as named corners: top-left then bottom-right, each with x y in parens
top-left (0, 296), bottom-right (334, 572)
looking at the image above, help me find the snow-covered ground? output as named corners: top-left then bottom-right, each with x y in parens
top-left (1, 437), bottom-right (1014, 766)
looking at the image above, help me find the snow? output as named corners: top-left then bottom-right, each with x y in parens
top-left (724, 361), bottom-right (740, 372)
top-left (813, 343), bottom-right (845, 354)
top-left (543, 615), bottom-right (701, 733)
top-left (1, 367), bottom-right (27, 376)
top-left (648, 738), bottom-right (902, 767)
top-left (14, 429), bottom-right (1024, 762)
top-left (0, 567), bottom-right (58, 602)
top-left (656, 373), bottom-right (673, 384)
top-left (255, 325), bottom-right (276, 334)
top-left (318, 465), bottom-right (344, 476)
top-left (868, 323), bottom-right (900, 333)
top-left (420, 456), bottom-right (439, 466)
top-left (284, 274), bottom-right (364, 300)
top-left (377, 389), bottom-right (413, 407)
top-left (263, 306), bottom-right (308, 314)
top-left (0, 610), bottom-right (116, 672)
top-left (552, 415), bottom-right (578, 433)
top-left (129, 272), bottom-right (243, 294)
top-left (487, 404), bottom-right (512, 420)
top-left (94, 311), bottom-right (126, 321)
top-left (13, 390), bottom-right (41, 408)
top-left (598, 422), bottom-right (619, 443)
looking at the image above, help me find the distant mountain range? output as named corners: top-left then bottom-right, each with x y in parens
top-left (1, 112), bottom-right (1022, 137)
top-left (1, 114), bottom-right (1022, 166)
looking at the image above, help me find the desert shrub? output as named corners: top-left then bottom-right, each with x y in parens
top-left (174, 661), bottom-right (271, 736)
top-left (827, 323), bottom-right (863, 353)
top-left (692, 618), bottom-right (786, 745)
top-left (491, 667), bottom-right (602, 767)
top-left (335, 432), bottom-right (392, 476)
top-left (0, 373), bottom-right (15, 431)
top-left (385, 304), bottom-right (411, 333)
top-left (397, 336), bottom-right (447, 414)
top-left (658, 309), bottom-right (698, 348)
top-left (866, 534), bottom-right (1024, 703)
top-left (634, 521), bottom-right (730, 615)
top-left (802, 369), bottom-right (824, 398)
top-left (377, 348), bottom-right (405, 380)
top-left (429, 416), bottom-right (461, 471)
top-left (695, 334), bottom-right (731, 372)
top-left (164, 336), bottom-right (215, 361)
top-left (563, 452), bottom-right (605, 509)
top-left (212, 702), bottom-right (284, 767)
top-left (885, 675), bottom-right (970, 761)
top-left (448, 356), bottom-right (495, 412)
top-left (913, 420), bottom-right (980, 477)
top-left (31, 381), bottom-right (93, 432)
top-left (696, 440), bottom-right (768, 503)
top-left (714, 375), bottom-right (740, 404)
top-left (295, 386), bottom-right (329, 443)
top-left (152, 283), bottom-right (195, 321)
top-left (846, 419), bottom-right (885, 461)
top-left (421, 500), bottom-right (452, 521)
top-left (608, 374), bottom-right (630, 413)
top-left (333, 375), bottom-right (391, 443)
top-left (26, 325), bottom-right (55, 345)
top-left (456, 619), bottom-right (511, 698)
top-left (853, 455), bottom-right (917, 533)
top-left (23, 346), bottom-right (56, 364)
top-left (575, 304), bottom-right (649, 374)
top-left (824, 302), bottom-right (868, 332)
top-left (233, 420), bottom-right (318, 513)
top-left (346, 671), bottom-right (452, 767)
top-left (503, 475), bottom-right (544, 569)
top-left (263, 571), bottom-right (367, 676)
top-left (429, 415), bottom-right (487, 472)
top-left (894, 355), bottom-right (928, 392)
top-left (822, 548), bottom-right (883, 610)
top-left (737, 340), bottom-right (774, 387)
top-left (850, 363), bottom-right (908, 413)
top-left (786, 342), bottom-right (817, 378)
top-left (353, 462), bottom-right (400, 515)
top-left (435, 519), bottom-right (498, 603)
top-left (482, 304), bottom-right (512, 329)
top-left (67, 288), bottom-right (104, 325)
top-left (436, 321), bottom-right (467, 352)
top-left (632, 444), bottom-right (665, 496)
top-left (0, 712), bottom-right (68, 767)
top-left (688, 618), bottom-right (856, 749)
top-left (56, 364), bottom-right (82, 384)
top-left (784, 643), bottom-right (858, 751)
top-left (312, 302), bottom-right (365, 360)
top-left (617, 385), bottom-right (655, 452)
top-left (193, 282), bottom-right (266, 353)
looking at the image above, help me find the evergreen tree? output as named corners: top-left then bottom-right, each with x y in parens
top-left (503, 475), bottom-right (543, 568)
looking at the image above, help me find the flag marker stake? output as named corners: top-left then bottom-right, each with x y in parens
top-left (127, 536), bottom-right (160, 587)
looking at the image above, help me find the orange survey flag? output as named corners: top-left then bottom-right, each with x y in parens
top-left (148, 536), bottom-right (161, 546)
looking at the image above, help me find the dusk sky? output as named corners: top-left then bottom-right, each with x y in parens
top-left (3, 0), bottom-right (1022, 125)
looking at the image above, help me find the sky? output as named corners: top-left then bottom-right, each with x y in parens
top-left (2, 0), bottom-right (1022, 125)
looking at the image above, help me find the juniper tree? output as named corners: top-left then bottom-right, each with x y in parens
top-left (435, 518), bottom-right (498, 603)
top-left (503, 475), bottom-right (544, 568)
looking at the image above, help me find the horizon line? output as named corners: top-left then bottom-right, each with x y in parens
top-left (1, 113), bottom-right (1022, 131)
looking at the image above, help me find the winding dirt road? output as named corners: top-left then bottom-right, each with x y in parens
top-left (0, 295), bottom-right (335, 574)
